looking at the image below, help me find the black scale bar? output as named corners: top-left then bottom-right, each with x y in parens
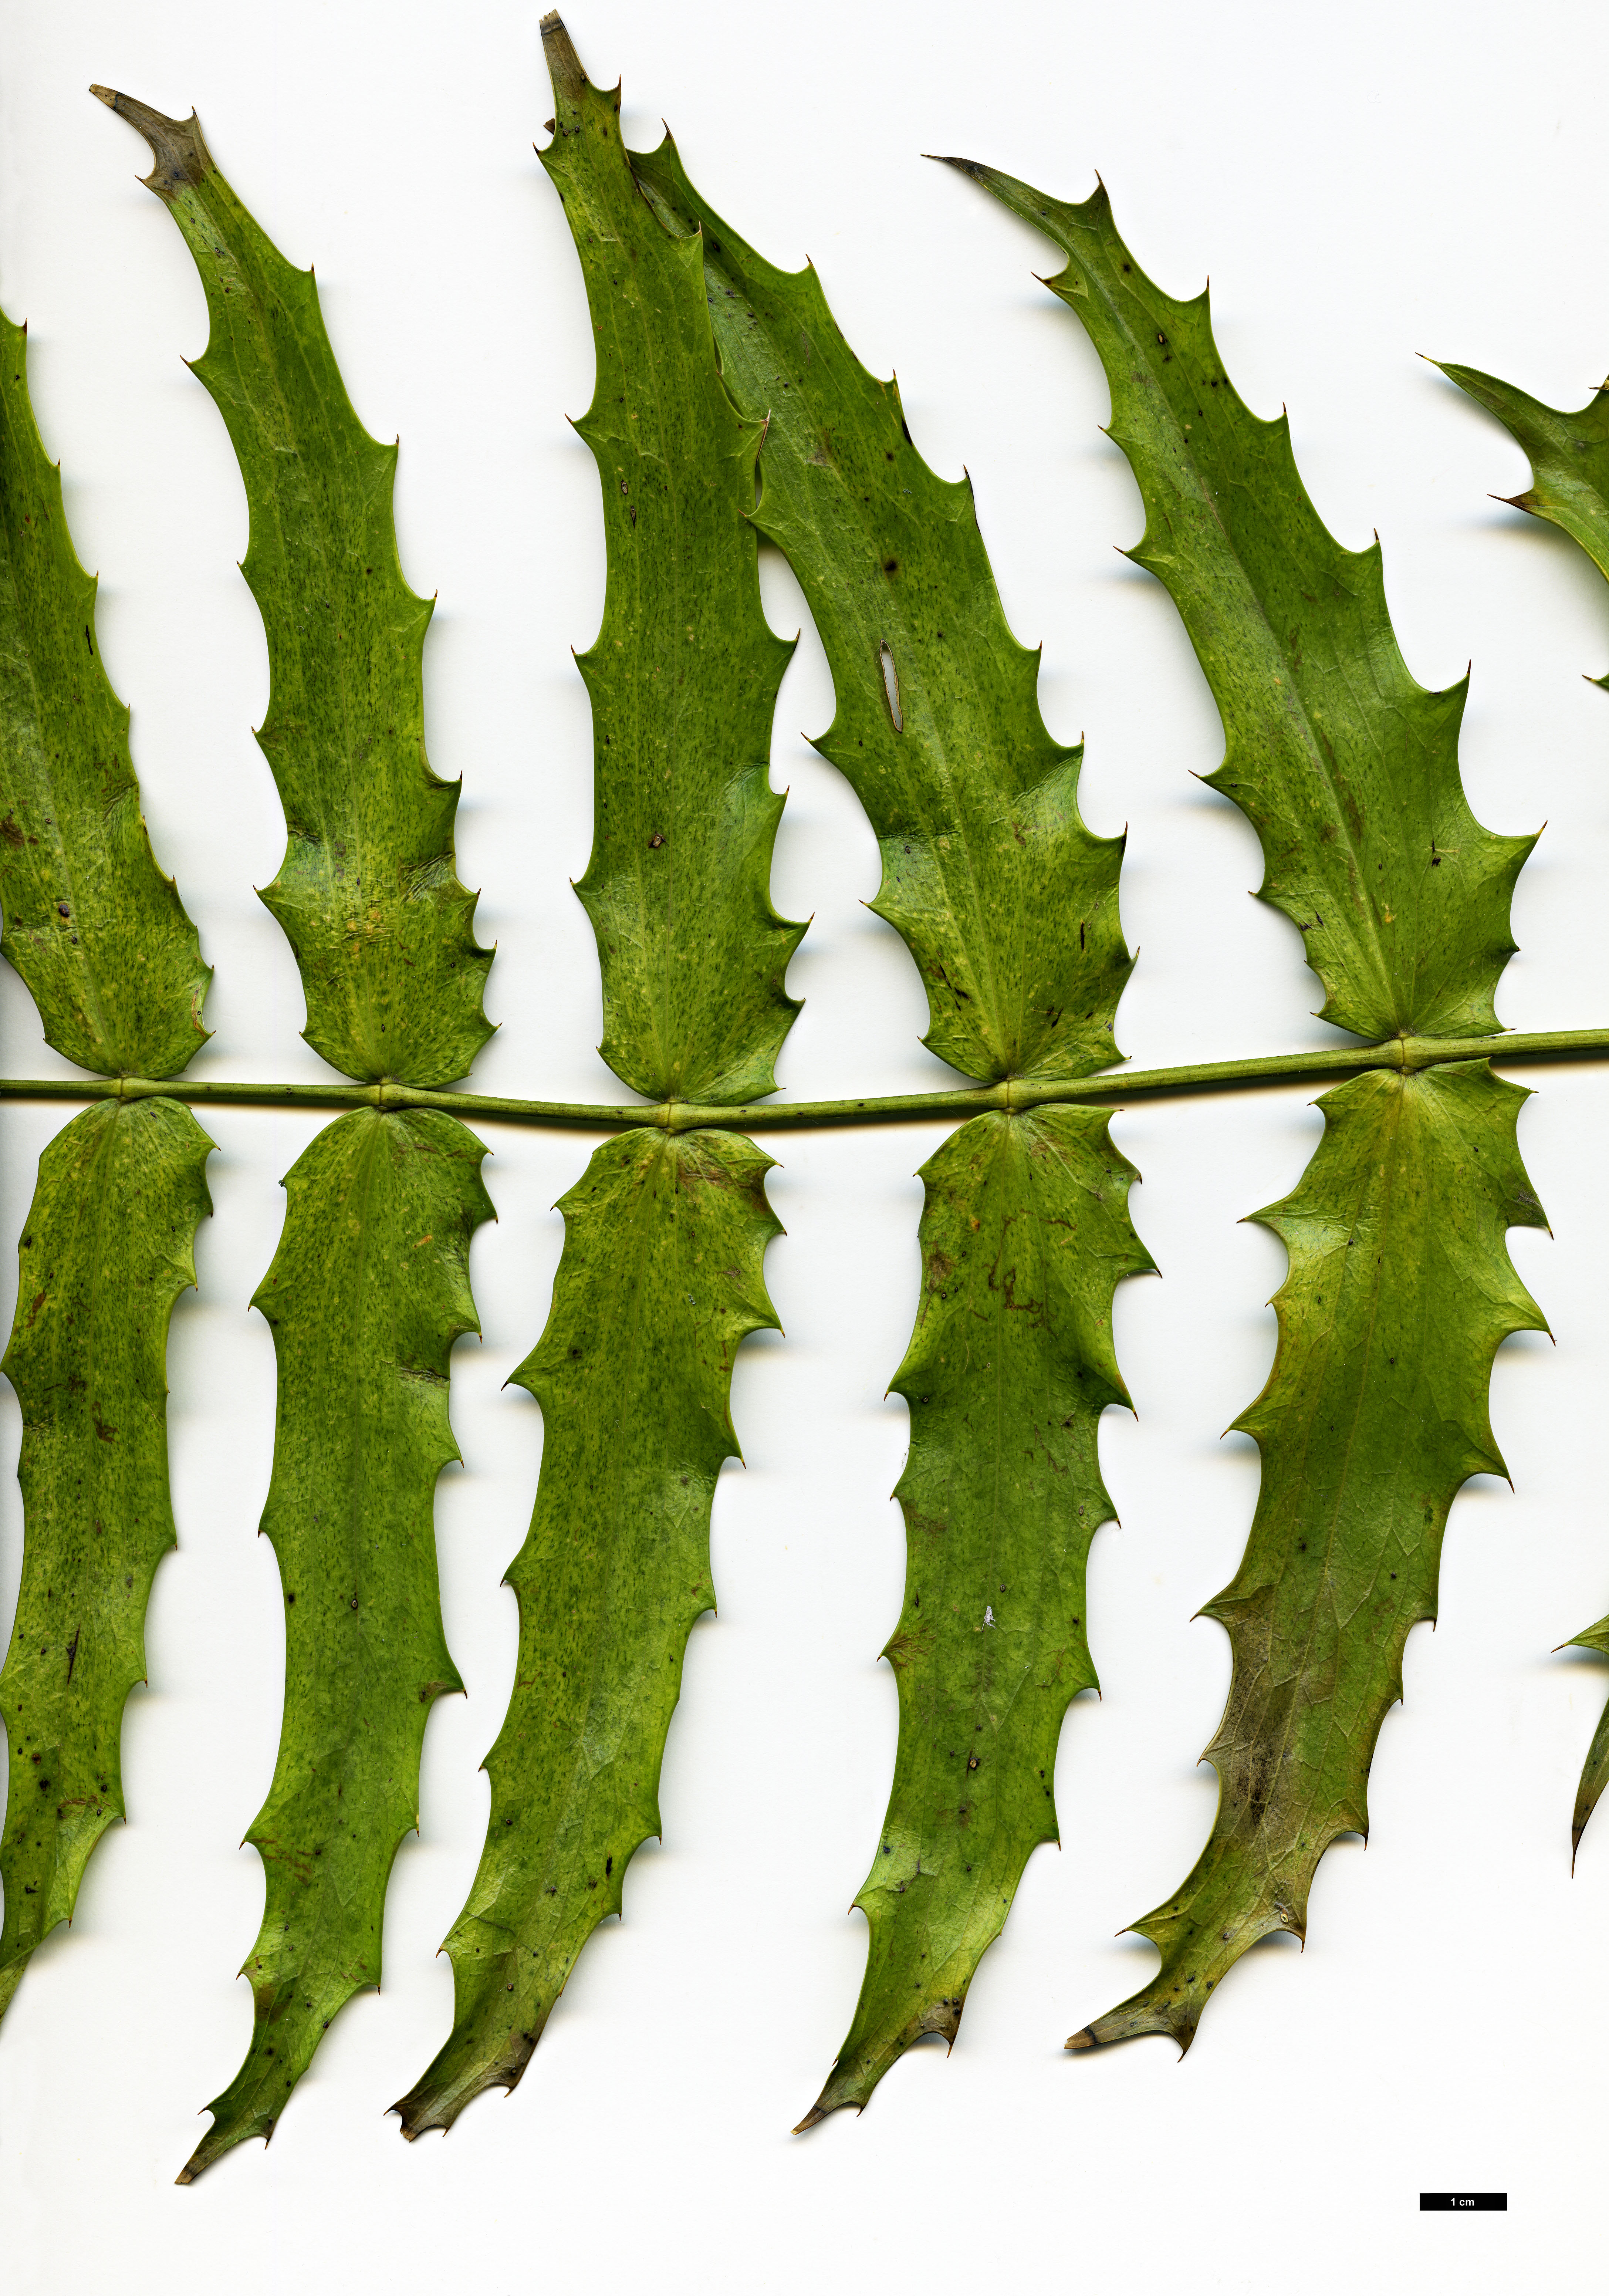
top-left (1419, 2194), bottom-right (1507, 2212)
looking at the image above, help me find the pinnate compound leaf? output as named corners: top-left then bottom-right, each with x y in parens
top-left (632, 140), bottom-right (1130, 1085)
top-left (0, 305), bottom-right (209, 1076)
top-left (1436, 361), bottom-right (1609, 684)
top-left (0, 1098), bottom-right (212, 2024)
top-left (1068, 1062), bottom-right (1545, 2052)
top-left (949, 161), bottom-right (1533, 1045)
top-left (540, 20), bottom-right (804, 1104)
top-left (180, 1108), bottom-right (490, 2182)
top-left (95, 89), bottom-right (493, 1089)
top-left (800, 1107), bottom-right (1151, 2125)
top-left (393, 1123), bottom-right (780, 2138)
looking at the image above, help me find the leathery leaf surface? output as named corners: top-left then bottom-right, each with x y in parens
top-left (393, 1124), bottom-right (779, 2137)
top-left (801, 1106), bottom-right (1150, 2126)
top-left (0, 1098), bottom-right (212, 2025)
top-left (181, 1107), bottom-right (490, 2182)
top-left (0, 305), bottom-right (209, 1076)
top-left (540, 21), bottom-right (804, 1104)
top-left (632, 139), bottom-right (1130, 1086)
top-left (1071, 1061), bottom-right (1544, 2052)
top-left (1437, 360), bottom-right (1609, 683)
top-left (96, 90), bottom-right (492, 1089)
top-left (950, 160), bottom-right (1532, 1046)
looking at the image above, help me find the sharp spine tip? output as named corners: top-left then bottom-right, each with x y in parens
top-left (540, 10), bottom-right (586, 102)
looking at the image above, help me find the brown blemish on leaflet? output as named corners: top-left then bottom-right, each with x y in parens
top-left (89, 87), bottom-right (214, 196)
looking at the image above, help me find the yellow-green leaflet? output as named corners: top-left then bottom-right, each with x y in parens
top-left (799, 1108), bottom-right (1151, 2125)
top-left (544, 37), bottom-right (803, 1104)
top-left (95, 89), bottom-right (492, 1090)
top-left (180, 1109), bottom-right (490, 2184)
top-left (0, 1098), bottom-right (212, 2022)
top-left (394, 1123), bottom-right (781, 2138)
top-left (955, 159), bottom-right (1548, 2051)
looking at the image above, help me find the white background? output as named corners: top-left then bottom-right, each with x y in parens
top-left (0, 1), bottom-right (1605, 2287)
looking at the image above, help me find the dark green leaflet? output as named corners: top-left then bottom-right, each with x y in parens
top-left (181, 1108), bottom-right (490, 2182)
top-left (0, 306), bottom-right (209, 1079)
top-left (95, 90), bottom-right (492, 1090)
top-left (0, 1098), bottom-right (212, 2023)
top-left (541, 37), bottom-right (803, 1103)
top-left (950, 159), bottom-right (1532, 1048)
top-left (1070, 1063), bottom-right (1545, 2049)
top-left (394, 1123), bottom-right (780, 2137)
top-left (632, 141), bottom-right (1130, 1087)
top-left (800, 1108), bottom-right (1150, 2125)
